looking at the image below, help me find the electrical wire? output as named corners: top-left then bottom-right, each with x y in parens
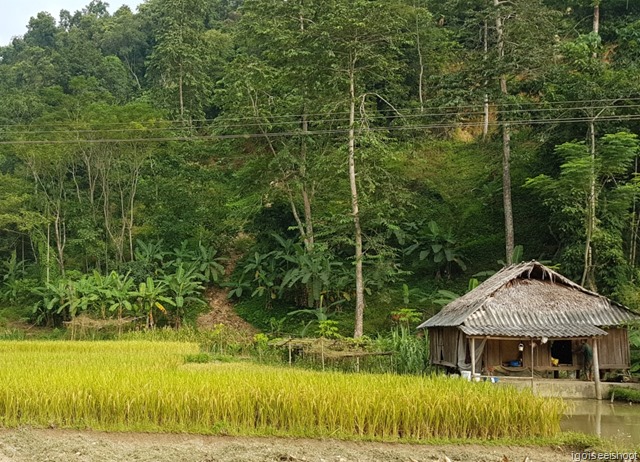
top-left (0, 96), bottom-right (638, 131)
top-left (1, 101), bottom-right (639, 138)
top-left (1, 113), bottom-right (639, 145)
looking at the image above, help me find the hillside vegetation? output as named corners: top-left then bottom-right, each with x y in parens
top-left (1, 0), bottom-right (640, 337)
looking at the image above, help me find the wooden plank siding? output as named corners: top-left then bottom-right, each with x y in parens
top-left (431, 327), bottom-right (631, 372)
top-left (429, 327), bottom-right (460, 368)
top-left (597, 328), bottom-right (629, 369)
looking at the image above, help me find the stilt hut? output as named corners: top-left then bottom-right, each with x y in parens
top-left (418, 261), bottom-right (639, 397)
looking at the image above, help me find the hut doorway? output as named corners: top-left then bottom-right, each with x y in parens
top-left (551, 340), bottom-right (573, 365)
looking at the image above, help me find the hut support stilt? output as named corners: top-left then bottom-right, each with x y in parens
top-left (471, 337), bottom-right (476, 379)
top-left (530, 339), bottom-right (535, 389)
top-left (593, 337), bottom-right (602, 400)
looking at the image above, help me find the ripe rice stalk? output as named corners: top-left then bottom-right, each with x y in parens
top-left (0, 341), bottom-right (566, 440)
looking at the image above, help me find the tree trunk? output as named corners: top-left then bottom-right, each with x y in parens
top-left (123, 56), bottom-right (142, 91)
top-left (483, 21), bottom-right (489, 140)
top-left (53, 204), bottom-right (66, 276)
top-left (593, 3), bottom-right (600, 58)
top-left (179, 62), bottom-right (185, 118)
top-left (46, 212), bottom-right (51, 284)
top-left (501, 119), bottom-right (514, 265)
top-left (301, 186), bottom-right (314, 251)
top-left (128, 167), bottom-right (139, 261)
top-left (582, 120), bottom-right (597, 290)
top-left (414, 0), bottom-right (425, 113)
top-left (495, 0), bottom-right (515, 264)
top-left (300, 112), bottom-right (315, 253)
top-left (348, 61), bottom-right (365, 338)
top-left (484, 95), bottom-right (490, 140)
top-left (299, 6), bottom-right (315, 253)
top-left (582, 8), bottom-right (601, 286)
top-left (630, 156), bottom-right (639, 269)
top-left (118, 183), bottom-right (128, 264)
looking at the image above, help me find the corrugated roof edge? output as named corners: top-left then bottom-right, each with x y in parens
top-left (416, 260), bottom-right (640, 330)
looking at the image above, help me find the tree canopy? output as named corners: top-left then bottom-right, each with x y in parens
top-left (1, 0), bottom-right (640, 334)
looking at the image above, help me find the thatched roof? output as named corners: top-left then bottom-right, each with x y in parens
top-left (417, 261), bottom-right (640, 338)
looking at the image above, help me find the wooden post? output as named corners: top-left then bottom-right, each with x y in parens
top-left (593, 337), bottom-right (602, 400)
top-left (531, 339), bottom-right (535, 389)
top-left (471, 337), bottom-right (476, 379)
top-left (595, 399), bottom-right (602, 436)
top-left (288, 339), bottom-right (292, 366)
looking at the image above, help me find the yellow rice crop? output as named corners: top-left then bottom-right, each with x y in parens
top-left (0, 341), bottom-right (565, 440)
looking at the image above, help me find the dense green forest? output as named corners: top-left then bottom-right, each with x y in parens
top-left (1, 0), bottom-right (640, 336)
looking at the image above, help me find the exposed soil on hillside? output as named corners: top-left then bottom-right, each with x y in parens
top-left (197, 287), bottom-right (258, 335)
top-left (196, 249), bottom-right (258, 336)
top-left (0, 428), bottom-right (571, 462)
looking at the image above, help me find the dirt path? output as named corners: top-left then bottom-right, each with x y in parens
top-left (0, 428), bottom-right (572, 462)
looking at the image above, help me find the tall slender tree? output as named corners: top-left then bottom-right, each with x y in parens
top-left (317, 0), bottom-right (411, 337)
top-left (146, 0), bottom-right (212, 120)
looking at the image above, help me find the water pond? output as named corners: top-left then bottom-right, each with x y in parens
top-left (561, 399), bottom-right (640, 446)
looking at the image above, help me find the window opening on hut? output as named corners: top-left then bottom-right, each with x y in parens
top-left (550, 340), bottom-right (573, 365)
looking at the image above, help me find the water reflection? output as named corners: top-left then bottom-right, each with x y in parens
top-left (561, 399), bottom-right (640, 445)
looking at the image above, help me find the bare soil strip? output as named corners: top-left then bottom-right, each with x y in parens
top-left (0, 428), bottom-right (570, 462)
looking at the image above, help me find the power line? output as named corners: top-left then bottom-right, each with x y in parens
top-left (0, 97), bottom-right (638, 131)
top-left (2, 102), bottom-right (639, 137)
top-left (2, 113), bottom-right (640, 145)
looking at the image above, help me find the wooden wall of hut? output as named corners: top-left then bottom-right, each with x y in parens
top-left (482, 328), bottom-right (630, 372)
top-left (429, 327), bottom-right (630, 372)
top-left (484, 338), bottom-right (574, 371)
top-left (485, 339), bottom-right (526, 368)
top-left (597, 328), bottom-right (629, 369)
top-left (428, 327), bottom-right (460, 368)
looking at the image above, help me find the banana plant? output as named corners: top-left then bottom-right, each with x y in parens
top-left (226, 273), bottom-right (251, 299)
top-left (164, 240), bottom-right (196, 270)
top-left (1, 251), bottom-right (29, 303)
top-left (106, 271), bottom-right (135, 329)
top-left (404, 220), bottom-right (466, 276)
top-left (67, 276), bottom-right (100, 318)
top-left (288, 294), bottom-right (344, 336)
top-left (31, 279), bottom-right (68, 326)
top-left (131, 277), bottom-right (173, 329)
top-left (279, 248), bottom-right (342, 308)
top-left (1, 251), bottom-right (26, 284)
top-left (134, 239), bottom-right (167, 270)
top-left (194, 243), bottom-right (225, 283)
top-left (241, 251), bottom-right (278, 298)
top-left (164, 264), bottom-right (207, 328)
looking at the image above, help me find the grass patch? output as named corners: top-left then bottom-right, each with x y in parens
top-left (119, 325), bottom-right (254, 355)
top-left (0, 340), bottom-right (566, 441)
top-left (0, 328), bottom-right (26, 340)
top-left (184, 352), bottom-right (211, 363)
top-left (0, 305), bottom-right (32, 324)
top-left (609, 386), bottom-right (640, 403)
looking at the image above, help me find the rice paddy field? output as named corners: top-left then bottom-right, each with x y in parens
top-left (0, 341), bottom-right (566, 441)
